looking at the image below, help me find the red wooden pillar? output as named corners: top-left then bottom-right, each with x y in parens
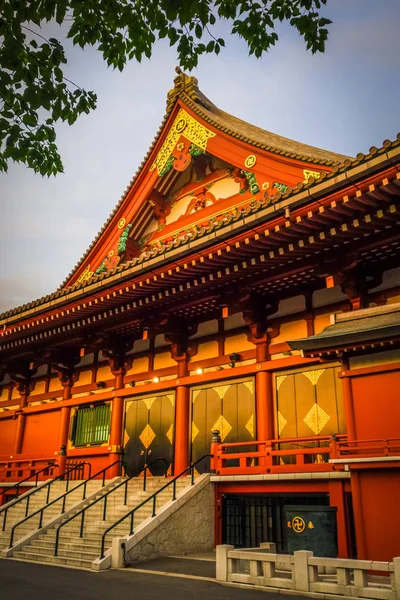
top-left (12, 414), bottom-right (26, 456)
top-left (174, 384), bottom-right (190, 475)
top-left (108, 369), bottom-right (125, 478)
top-left (340, 367), bottom-right (356, 440)
top-left (350, 470), bottom-right (367, 559)
top-left (328, 479), bottom-right (349, 558)
top-left (256, 370), bottom-right (274, 441)
top-left (12, 385), bottom-right (29, 457)
top-left (109, 396), bottom-right (124, 476)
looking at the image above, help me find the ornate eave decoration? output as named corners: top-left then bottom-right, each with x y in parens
top-left (150, 108), bottom-right (216, 177)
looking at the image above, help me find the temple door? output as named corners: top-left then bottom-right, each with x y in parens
top-left (123, 393), bottom-right (175, 476)
top-left (191, 378), bottom-right (255, 473)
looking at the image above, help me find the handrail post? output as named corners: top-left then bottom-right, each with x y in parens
top-left (191, 464), bottom-right (195, 486)
top-left (152, 495), bottom-right (156, 517)
top-left (25, 495), bottom-right (30, 517)
top-left (124, 480), bottom-right (128, 505)
top-left (172, 479), bottom-right (176, 501)
top-left (130, 512), bottom-right (134, 535)
top-left (2, 509), bottom-right (7, 532)
top-left (143, 466), bottom-right (147, 492)
top-left (80, 510), bottom-right (85, 537)
top-left (103, 495), bottom-right (107, 521)
top-left (83, 481), bottom-right (87, 501)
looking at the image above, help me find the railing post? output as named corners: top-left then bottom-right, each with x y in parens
top-left (331, 434), bottom-right (338, 459)
top-left (210, 430), bottom-right (221, 473)
top-left (216, 545), bottom-right (234, 582)
top-left (152, 496), bottom-right (156, 517)
top-left (265, 441), bottom-right (273, 468)
top-left (293, 551), bottom-right (313, 592)
top-left (143, 467), bottom-right (147, 492)
top-left (392, 557), bottom-right (400, 600)
top-left (58, 445), bottom-right (67, 479)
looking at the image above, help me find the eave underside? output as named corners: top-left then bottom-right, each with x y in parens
top-left (1, 167), bottom-right (400, 361)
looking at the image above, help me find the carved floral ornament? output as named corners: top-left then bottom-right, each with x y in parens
top-left (150, 108), bottom-right (216, 176)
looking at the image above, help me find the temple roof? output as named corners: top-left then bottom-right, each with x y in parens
top-left (0, 71), bottom-right (399, 325)
top-left (60, 70), bottom-right (351, 287)
top-left (166, 70), bottom-right (350, 166)
top-left (289, 303), bottom-right (400, 353)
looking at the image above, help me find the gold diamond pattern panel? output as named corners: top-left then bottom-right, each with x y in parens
top-left (245, 414), bottom-right (254, 438)
top-left (278, 411), bottom-right (288, 435)
top-left (276, 375), bottom-right (287, 391)
top-left (243, 380), bottom-right (254, 394)
top-left (139, 424), bottom-right (156, 449)
top-left (191, 421), bottom-right (199, 443)
top-left (214, 385), bottom-right (231, 400)
top-left (166, 395), bottom-right (174, 406)
top-left (211, 415), bottom-right (232, 442)
top-left (303, 404), bottom-right (330, 434)
top-left (142, 397), bottom-right (156, 411)
top-left (150, 108), bottom-right (216, 176)
top-left (302, 369), bottom-right (325, 386)
top-left (192, 390), bottom-right (202, 403)
top-left (166, 424), bottom-right (174, 445)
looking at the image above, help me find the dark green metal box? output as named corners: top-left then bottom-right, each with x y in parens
top-left (284, 505), bottom-right (338, 557)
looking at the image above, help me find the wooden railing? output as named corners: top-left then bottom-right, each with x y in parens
top-left (0, 457), bottom-right (57, 483)
top-left (211, 435), bottom-right (348, 476)
top-left (336, 438), bottom-right (400, 459)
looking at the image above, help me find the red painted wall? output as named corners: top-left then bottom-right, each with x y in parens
top-left (351, 368), bottom-right (400, 439)
top-left (21, 411), bottom-right (61, 456)
top-left (355, 469), bottom-right (400, 561)
top-left (0, 418), bottom-right (16, 456)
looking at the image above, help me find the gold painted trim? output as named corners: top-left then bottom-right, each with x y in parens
top-left (150, 108), bottom-right (216, 176)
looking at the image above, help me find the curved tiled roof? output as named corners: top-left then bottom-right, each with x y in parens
top-left (1, 72), bottom-right (399, 323)
top-left (60, 71), bottom-right (350, 289)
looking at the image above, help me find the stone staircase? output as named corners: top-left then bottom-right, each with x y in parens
top-left (9, 477), bottom-right (189, 569)
top-left (0, 479), bottom-right (105, 552)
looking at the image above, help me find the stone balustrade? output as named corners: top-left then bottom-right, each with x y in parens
top-left (216, 545), bottom-right (400, 600)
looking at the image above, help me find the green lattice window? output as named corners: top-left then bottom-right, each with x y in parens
top-left (73, 404), bottom-right (111, 447)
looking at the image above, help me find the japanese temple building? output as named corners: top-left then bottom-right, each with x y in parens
top-left (1, 70), bottom-right (400, 563)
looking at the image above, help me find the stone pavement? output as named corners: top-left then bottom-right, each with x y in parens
top-left (0, 557), bottom-right (309, 600)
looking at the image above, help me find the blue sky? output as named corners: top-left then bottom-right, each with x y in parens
top-left (0, 0), bottom-right (399, 312)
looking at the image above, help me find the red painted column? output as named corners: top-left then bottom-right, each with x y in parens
top-left (341, 373), bottom-right (357, 440)
top-left (256, 370), bottom-right (274, 441)
top-left (328, 480), bottom-right (349, 558)
top-left (108, 369), bottom-right (125, 478)
top-left (12, 387), bottom-right (29, 458)
top-left (109, 396), bottom-right (124, 476)
top-left (57, 382), bottom-right (73, 477)
top-left (174, 385), bottom-right (190, 475)
top-left (12, 414), bottom-right (26, 456)
top-left (351, 470), bottom-right (367, 559)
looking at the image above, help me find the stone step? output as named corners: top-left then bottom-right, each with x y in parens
top-left (31, 538), bottom-right (101, 552)
top-left (12, 550), bottom-right (93, 569)
top-left (22, 544), bottom-right (100, 561)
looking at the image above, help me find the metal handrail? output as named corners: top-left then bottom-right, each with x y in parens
top-left (0, 461), bottom-right (57, 505)
top-left (54, 457), bottom-right (169, 557)
top-left (99, 454), bottom-right (212, 559)
top-left (8, 459), bottom-right (121, 547)
top-left (2, 461), bottom-right (91, 532)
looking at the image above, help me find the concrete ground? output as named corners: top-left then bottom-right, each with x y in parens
top-left (0, 557), bottom-right (309, 600)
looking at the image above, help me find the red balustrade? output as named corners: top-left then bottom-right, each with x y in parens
top-left (211, 435), bottom-right (347, 476)
top-left (211, 434), bottom-right (400, 476)
top-left (0, 456), bottom-right (57, 483)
